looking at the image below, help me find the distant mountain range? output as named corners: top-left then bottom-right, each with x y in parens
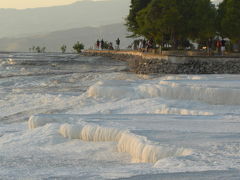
top-left (0, 23), bottom-right (133, 52)
top-left (0, 0), bottom-right (130, 38)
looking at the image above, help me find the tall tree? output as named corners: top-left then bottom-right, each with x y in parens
top-left (136, 0), bottom-right (181, 47)
top-left (192, 0), bottom-right (216, 40)
top-left (126, 0), bottom-right (152, 36)
top-left (128, 0), bottom-right (216, 48)
top-left (216, 0), bottom-right (227, 36)
top-left (219, 0), bottom-right (240, 43)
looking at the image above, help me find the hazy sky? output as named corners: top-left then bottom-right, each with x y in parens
top-left (0, 0), bottom-right (221, 9)
top-left (0, 0), bottom-right (104, 9)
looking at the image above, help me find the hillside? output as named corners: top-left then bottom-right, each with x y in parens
top-left (0, 23), bottom-right (133, 52)
top-left (0, 0), bottom-right (130, 38)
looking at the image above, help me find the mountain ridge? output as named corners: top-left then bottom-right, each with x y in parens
top-left (0, 0), bottom-right (130, 38)
top-left (0, 23), bottom-right (133, 52)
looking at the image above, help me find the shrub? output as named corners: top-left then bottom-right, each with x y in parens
top-left (61, 45), bottom-right (67, 53)
top-left (73, 41), bottom-right (84, 53)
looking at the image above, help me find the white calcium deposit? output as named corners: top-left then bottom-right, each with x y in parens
top-left (1, 53), bottom-right (240, 179)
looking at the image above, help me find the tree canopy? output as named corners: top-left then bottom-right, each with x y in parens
top-left (218, 0), bottom-right (240, 43)
top-left (137, 0), bottom-right (179, 42)
top-left (73, 42), bottom-right (84, 53)
top-left (126, 0), bottom-right (239, 49)
top-left (126, 0), bottom-right (152, 36)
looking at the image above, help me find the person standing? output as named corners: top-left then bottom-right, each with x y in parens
top-left (101, 39), bottom-right (104, 50)
top-left (138, 40), bottom-right (143, 51)
top-left (96, 39), bottom-right (100, 50)
top-left (116, 38), bottom-right (120, 50)
top-left (142, 39), bottom-right (146, 52)
top-left (216, 39), bottom-right (222, 55)
top-left (207, 38), bottom-right (213, 56)
top-left (221, 39), bottom-right (226, 56)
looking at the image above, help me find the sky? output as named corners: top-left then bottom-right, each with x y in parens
top-left (0, 0), bottom-right (105, 9)
top-left (0, 0), bottom-right (220, 9)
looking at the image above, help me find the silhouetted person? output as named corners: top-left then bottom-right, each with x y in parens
top-left (146, 39), bottom-right (153, 52)
top-left (216, 39), bottom-right (222, 55)
top-left (142, 39), bottom-right (146, 52)
top-left (101, 39), bottom-right (104, 50)
top-left (96, 39), bottom-right (100, 50)
top-left (207, 38), bottom-right (213, 56)
top-left (221, 39), bottom-right (226, 56)
top-left (116, 38), bottom-right (120, 50)
top-left (109, 42), bottom-right (114, 50)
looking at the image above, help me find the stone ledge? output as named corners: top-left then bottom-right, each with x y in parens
top-left (82, 50), bottom-right (240, 74)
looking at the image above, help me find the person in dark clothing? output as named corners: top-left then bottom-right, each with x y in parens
top-left (143, 39), bottom-right (146, 46)
top-left (216, 39), bottom-right (222, 55)
top-left (142, 39), bottom-right (146, 52)
top-left (221, 39), bottom-right (226, 56)
top-left (101, 39), bottom-right (104, 50)
top-left (116, 38), bottom-right (120, 50)
top-left (146, 39), bottom-right (153, 52)
top-left (109, 42), bottom-right (114, 50)
top-left (96, 39), bottom-right (100, 50)
top-left (207, 38), bottom-right (213, 56)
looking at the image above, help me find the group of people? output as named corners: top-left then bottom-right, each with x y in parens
top-left (130, 39), bottom-right (154, 52)
top-left (207, 38), bottom-right (226, 56)
top-left (95, 38), bottom-right (120, 50)
top-left (94, 37), bottom-right (227, 56)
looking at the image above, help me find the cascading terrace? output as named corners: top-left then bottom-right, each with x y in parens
top-left (28, 115), bottom-right (192, 164)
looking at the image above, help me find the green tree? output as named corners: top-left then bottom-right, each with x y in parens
top-left (73, 41), bottom-right (84, 53)
top-left (61, 45), bottom-right (67, 53)
top-left (132, 0), bottom-right (216, 49)
top-left (219, 0), bottom-right (240, 43)
top-left (126, 0), bottom-right (152, 36)
top-left (175, 0), bottom-right (216, 41)
top-left (216, 0), bottom-right (227, 36)
top-left (137, 0), bottom-right (181, 47)
top-left (36, 46), bottom-right (41, 53)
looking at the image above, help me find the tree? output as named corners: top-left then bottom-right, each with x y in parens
top-left (41, 47), bottom-right (46, 53)
top-left (126, 0), bottom-right (152, 37)
top-left (30, 46), bottom-right (46, 53)
top-left (136, 0), bottom-right (182, 48)
top-left (61, 45), bottom-right (67, 53)
top-left (190, 0), bottom-right (216, 41)
top-left (36, 46), bottom-right (41, 53)
top-left (73, 41), bottom-right (84, 53)
top-left (216, 0), bottom-right (227, 36)
top-left (218, 0), bottom-right (240, 43)
top-left (129, 0), bottom-right (217, 49)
